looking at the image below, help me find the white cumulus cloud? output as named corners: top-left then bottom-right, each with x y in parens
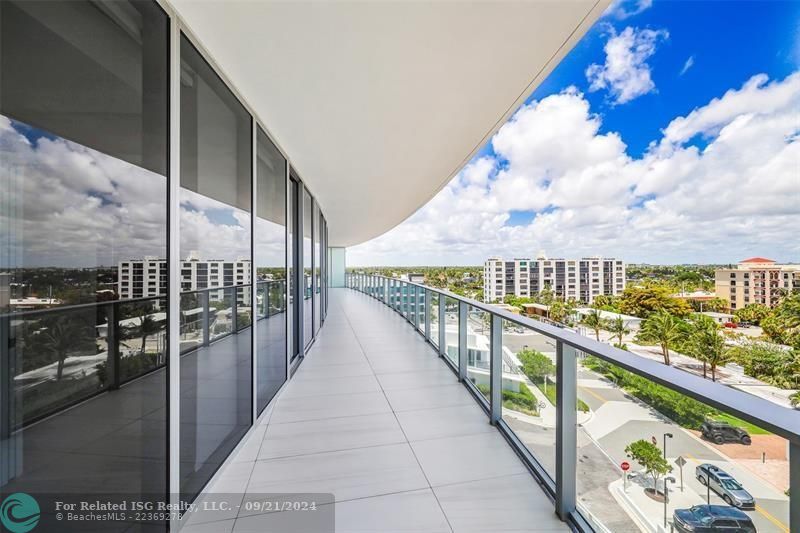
top-left (348, 72), bottom-right (800, 266)
top-left (586, 26), bottom-right (669, 104)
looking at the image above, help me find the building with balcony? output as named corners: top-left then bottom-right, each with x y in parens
top-left (1, 2), bottom-right (798, 533)
top-left (484, 255), bottom-right (626, 304)
top-left (715, 257), bottom-right (800, 310)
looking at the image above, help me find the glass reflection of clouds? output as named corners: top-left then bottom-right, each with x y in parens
top-left (180, 187), bottom-right (251, 263)
top-left (0, 114), bottom-right (167, 269)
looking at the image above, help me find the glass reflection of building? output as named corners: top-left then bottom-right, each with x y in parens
top-left (0, 1), bottom-right (329, 530)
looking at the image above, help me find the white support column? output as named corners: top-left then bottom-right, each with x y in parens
top-left (167, 12), bottom-right (181, 530)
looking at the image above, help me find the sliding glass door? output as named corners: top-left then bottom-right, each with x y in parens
top-left (255, 127), bottom-right (287, 412)
top-left (178, 33), bottom-right (252, 504)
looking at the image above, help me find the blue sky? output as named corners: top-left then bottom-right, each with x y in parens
top-left (349, 0), bottom-right (800, 266)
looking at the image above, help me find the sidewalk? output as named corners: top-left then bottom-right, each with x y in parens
top-left (611, 474), bottom-right (702, 533)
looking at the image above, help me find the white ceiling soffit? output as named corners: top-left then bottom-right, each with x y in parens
top-left (170, 0), bottom-right (610, 247)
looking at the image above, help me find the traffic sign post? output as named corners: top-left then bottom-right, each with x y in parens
top-left (621, 461), bottom-right (630, 492)
top-left (674, 456), bottom-right (686, 492)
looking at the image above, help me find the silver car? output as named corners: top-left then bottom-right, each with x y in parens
top-left (695, 464), bottom-right (755, 509)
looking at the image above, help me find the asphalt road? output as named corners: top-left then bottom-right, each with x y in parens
top-left (578, 377), bottom-right (790, 532)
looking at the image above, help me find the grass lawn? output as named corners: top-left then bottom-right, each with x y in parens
top-left (535, 380), bottom-right (590, 412)
top-left (712, 413), bottom-right (771, 435)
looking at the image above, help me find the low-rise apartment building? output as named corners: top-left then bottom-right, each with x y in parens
top-left (484, 254), bottom-right (625, 304)
top-left (715, 257), bottom-right (800, 310)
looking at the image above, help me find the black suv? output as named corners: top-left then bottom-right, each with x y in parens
top-left (673, 505), bottom-right (755, 533)
top-left (701, 420), bottom-right (751, 445)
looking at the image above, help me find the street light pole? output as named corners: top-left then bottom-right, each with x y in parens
top-left (663, 432), bottom-right (673, 460)
top-left (664, 476), bottom-right (676, 529)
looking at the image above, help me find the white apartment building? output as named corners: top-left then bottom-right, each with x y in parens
top-left (715, 257), bottom-right (800, 310)
top-left (484, 254), bottom-right (625, 304)
top-left (118, 251), bottom-right (252, 299)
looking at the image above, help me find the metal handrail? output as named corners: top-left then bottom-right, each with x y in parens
top-left (351, 273), bottom-right (800, 443)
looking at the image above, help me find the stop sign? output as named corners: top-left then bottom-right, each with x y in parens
top-left (621, 461), bottom-right (630, 471)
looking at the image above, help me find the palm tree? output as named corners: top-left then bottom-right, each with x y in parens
top-left (134, 309), bottom-right (163, 362)
top-left (637, 310), bottom-right (686, 366)
top-left (40, 317), bottom-right (93, 380)
top-left (582, 309), bottom-right (605, 341)
top-left (687, 314), bottom-right (728, 381)
top-left (608, 316), bottom-right (631, 347)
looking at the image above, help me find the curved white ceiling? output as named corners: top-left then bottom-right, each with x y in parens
top-left (170, 0), bottom-right (609, 247)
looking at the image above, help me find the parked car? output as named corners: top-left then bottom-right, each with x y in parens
top-left (738, 321), bottom-right (753, 328)
top-left (695, 464), bottom-right (755, 508)
top-left (701, 419), bottom-right (752, 445)
top-left (673, 505), bottom-right (756, 533)
top-left (723, 321), bottom-right (738, 328)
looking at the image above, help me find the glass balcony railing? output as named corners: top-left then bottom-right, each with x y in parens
top-left (346, 272), bottom-right (799, 533)
top-left (3, 295), bottom-right (168, 430)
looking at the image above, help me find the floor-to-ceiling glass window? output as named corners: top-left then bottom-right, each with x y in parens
top-left (313, 202), bottom-right (321, 335)
top-left (179, 34), bottom-right (252, 504)
top-left (303, 188), bottom-right (314, 349)
top-left (255, 127), bottom-right (286, 412)
top-left (0, 0), bottom-right (169, 528)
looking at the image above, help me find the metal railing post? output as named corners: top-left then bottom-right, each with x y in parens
top-left (403, 283), bottom-right (409, 321)
top-left (438, 296), bottom-right (446, 357)
top-left (458, 301), bottom-right (468, 381)
top-left (231, 288), bottom-right (239, 333)
top-left (424, 289), bottom-right (432, 341)
top-left (413, 286), bottom-right (420, 330)
top-left (490, 314), bottom-right (502, 424)
top-left (107, 303), bottom-right (120, 390)
top-left (202, 291), bottom-right (210, 346)
top-left (791, 442), bottom-right (799, 533)
top-left (556, 341), bottom-right (577, 521)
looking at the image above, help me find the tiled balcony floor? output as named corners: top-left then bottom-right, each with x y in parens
top-left (184, 288), bottom-right (566, 533)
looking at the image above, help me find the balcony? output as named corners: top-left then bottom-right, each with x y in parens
top-left (182, 288), bottom-right (564, 532)
top-left (331, 274), bottom-right (799, 533)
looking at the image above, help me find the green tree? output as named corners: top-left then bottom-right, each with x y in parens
top-left (761, 293), bottom-right (800, 349)
top-left (625, 439), bottom-right (673, 494)
top-left (131, 309), bottom-right (162, 358)
top-left (690, 297), bottom-right (729, 313)
top-left (637, 310), bottom-right (687, 365)
top-left (619, 286), bottom-right (693, 319)
top-left (582, 309), bottom-right (606, 341)
top-left (686, 314), bottom-right (728, 381)
top-left (517, 348), bottom-right (555, 383)
top-left (733, 303), bottom-right (771, 325)
top-left (728, 341), bottom-right (799, 388)
top-left (608, 316), bottom-right (631, 347)
top-left (538, 285), bottom-right (555, 306)
top-left (592, 294), bottom-right (621, 312)
top-left (790, 391), bottom-right (800, 408)
top-left (40, 316), bottom-right (95, 380)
